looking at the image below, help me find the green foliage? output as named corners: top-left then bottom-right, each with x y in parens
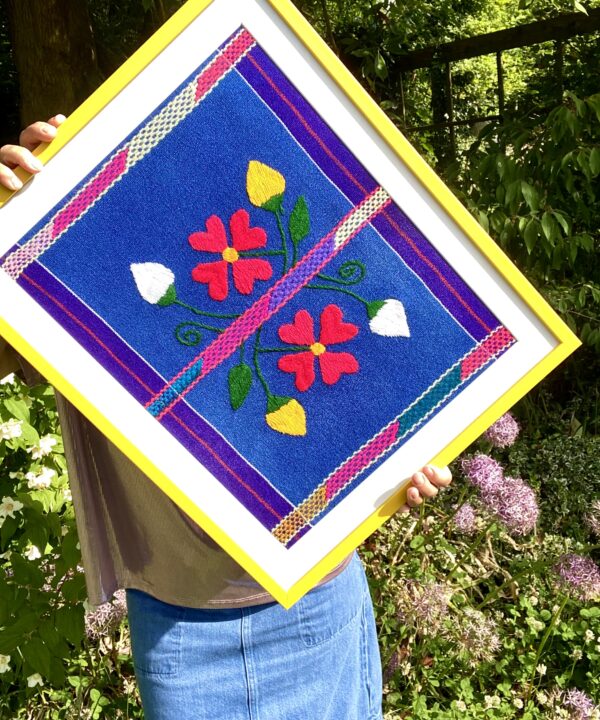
top-left (463, 92), bottom-right (600, 284)
top-left (456, 89), bottom-right (600, 414)
top-left (0, 375), bottom-right (142, 718)
top-left (369, 426), bottom-right (600, 719)
top-left (508, 434), bottom-right (600, 542)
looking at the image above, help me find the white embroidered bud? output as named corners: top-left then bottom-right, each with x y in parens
top-left (367, 299), bottom-right (410, 337)
top-left (131, 263), bottom-right (176, 305)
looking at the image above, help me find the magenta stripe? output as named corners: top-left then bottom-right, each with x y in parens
top-left (195, 30), bottom-right (255, 100)
top-left (52, 150), bottom-right (129, 237)
top-left (325, 421), bottom-right (399, 500)
top-left (201, 296), bottom-right (270, 375)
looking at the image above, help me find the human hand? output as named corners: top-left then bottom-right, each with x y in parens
top-left (0, 115), bottom-right (66, 191)
top-left (400, 464), bottom-right (452, 513)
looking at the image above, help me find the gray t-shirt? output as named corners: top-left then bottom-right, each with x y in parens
top-left (56, 393), bottom-right (349, 608)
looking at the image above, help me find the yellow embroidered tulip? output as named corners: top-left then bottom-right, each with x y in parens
top-left (265, 396), bottom-right (306, 436)
top-left (246, 161), bottom-right (286, 210)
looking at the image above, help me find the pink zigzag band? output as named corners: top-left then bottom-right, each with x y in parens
top-left (460, 326), bottom-right (514, 379)
top-left (2, 150), bottom-right (129, 280)
top-left (149, 187), bottom-right (392, 420)
top-left (195, 30), bottom-right (254, 99)
top-left (325, 421), bottom-right (400, 500)
top-left (1, 29), bottom-right (255, 281)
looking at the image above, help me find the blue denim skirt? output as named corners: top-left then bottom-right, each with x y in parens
top-left (126, 553), bottom-right (383, 720)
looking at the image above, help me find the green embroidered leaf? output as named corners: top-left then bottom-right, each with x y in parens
top-left (366, 300), bottom-right (385, 320)
top-left (289, 196), bottom-right (310, 246)
top-left (228, 364), bottom-right (253, 410)
top-left (157, 284), bottom-right (177, 306)
top-left (261, 193), bottom-right (284, 214)
top-left (266, 394), bottom-right (290, 413)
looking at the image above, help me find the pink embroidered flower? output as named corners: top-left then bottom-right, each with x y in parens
top-left (277, 305), bottom-right (359, 391)
top-left (189, 209), bottom-right (273, 301)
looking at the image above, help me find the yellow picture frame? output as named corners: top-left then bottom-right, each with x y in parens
top-left (0, 0), bottom-right (579, 607)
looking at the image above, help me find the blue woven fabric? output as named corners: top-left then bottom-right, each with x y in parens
top-left (6, 27), bottom-right (510, 537)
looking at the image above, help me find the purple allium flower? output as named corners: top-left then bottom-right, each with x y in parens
top-left (563, 688), bottom-right (597, 719)
top-left (445, 607), bottom-right (501, 664)
top-left (453, 503), bottom-right (478, 535)
top-left (396, 580), bottom-right (452, 636)
top-left (484, 412), bottom-right (520, 448)
top-left (85, 589), bottom-right (127, 641)
top-left (584, 500), bottom-right (600, 538)
top-left (485, 476), bottom-right (539, 536)
top-left (383, 649), bottom-right (402, 684)
top-left (461, 454), bottom-right (505, 495)
top-left (553, 554), bottom-right (600, 602)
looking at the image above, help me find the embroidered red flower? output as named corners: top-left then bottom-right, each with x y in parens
top-left (189, 209), bottom-right (273, 301)
top-left (277, 305), bottom-right (359, 392)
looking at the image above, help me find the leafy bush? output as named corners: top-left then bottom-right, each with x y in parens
top-left (369, 415), bottom-right (600, 719)
top-left (0, 374), bottom-right (141, 719)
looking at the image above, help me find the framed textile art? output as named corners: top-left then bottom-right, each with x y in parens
top-left (0, 0), bottom-right (579, 606)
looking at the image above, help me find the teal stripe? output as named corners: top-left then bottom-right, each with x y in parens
top-left (148, 358), bottom-right (204, 416)
top-left (400, 365), bottom-right (462, 435)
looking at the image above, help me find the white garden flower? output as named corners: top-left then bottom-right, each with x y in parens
top-left (0, 496), bottom-right (24, 518)
top-left (455, 700), bottom-right (467, 711)
top-left (28, 435), bottom-right (57, 459)
top-left (131, 263), bottom-right (176, 305)
top-left (27, 673), bottom-right (43, 687)
top-left (484, 695), bottom-right (501, 709)
top-left (63, 488), bottom-right (72, 502)
top-left (585, 629), bottom-right (595, 643)
top-left (0, 654), bottom-right (10, 673)
top-left (26, 466), bottom-right (56, 490)
top-left (0, 418), bottom-right (23, 440)
top-left (537, 663), bottom-right (547, 676)
top-left (0, 372), bottom-right (16, 384)
top-left (24, 545), bottom-right (42, 561)
top-left (513, 698), bottom-right (524, 709)
top-left (367, 299), bottom-right (410, 337)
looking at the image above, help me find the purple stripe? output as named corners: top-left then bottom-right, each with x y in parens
top-left (268, 235), bottom-right (337, 311)
top-left (237, 48), bottom-right (377, 206)
top-left (19, 262), bottom-right (295, 533)
top-left (162, 403), bottom-right (295, 531)
top-left (21, 263), bottom-right (165, 402)
top-left (238, 46), bottom-right (501, 342)
top-left (372, 206), bottom-right (498, 340)
top-left (285, 523), bottom-right (311, 549)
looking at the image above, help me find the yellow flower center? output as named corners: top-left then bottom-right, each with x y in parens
top-left (222, 247), bottom-right (239, 263)
top-left (310, 342), bottom-right (326, 356)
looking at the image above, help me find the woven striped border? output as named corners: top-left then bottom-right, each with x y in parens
top-left (273, 325), bottom-right (515, 544)
top-left (1, 28), bottom-right (255, 281)
top-left (146, 186), bottom-right (392, 419)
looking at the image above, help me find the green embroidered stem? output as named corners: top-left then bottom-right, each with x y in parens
top-left (258, 345), bottom-right (309, 353)
top-left (305, 283), bottom-right (369, 307)
top-left (274, 209), bottom-right (289, 274)
top-left (317, 260), bottom-right (366, 286)
top-left (175, 321), bottom-right (223, 347)
top-left (241, 250), bottom-right (286, 257)
top-left (253, 328), bottom-right (273, 400)
top-left (173, 299), bottom-right (239, 320)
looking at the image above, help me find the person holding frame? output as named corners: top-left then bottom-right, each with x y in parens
top-left (0, 117), bottom-right (453, 720)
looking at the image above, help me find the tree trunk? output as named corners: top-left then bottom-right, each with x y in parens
top-left (5, 0), bottom-right (102, 126)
